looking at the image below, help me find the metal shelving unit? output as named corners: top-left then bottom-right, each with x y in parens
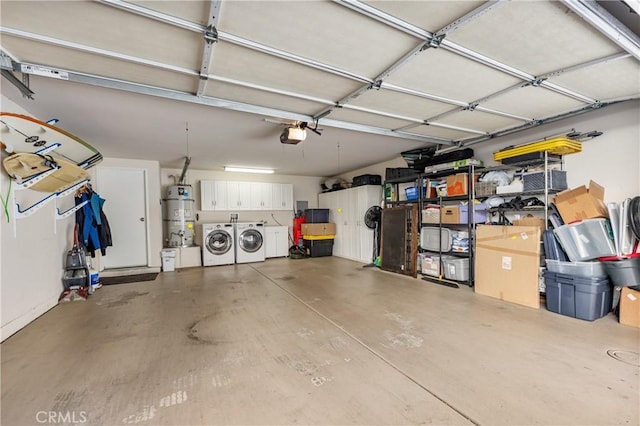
top-left (419, 164), bottom-right (478, 288)
top-left (479, 152), bottom-right (565, 230)
top-left (383, 153), bottom-right (564, 288)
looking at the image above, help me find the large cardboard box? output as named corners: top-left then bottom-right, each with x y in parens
top-left (441, 206), bottom-right (460, 224)
top-left (619, 287), bottom-right (640, 328)
top-left (475, 225), bottom-right (541, 309)
top-left (554, 180), bottom-right (608, 223)
top-left (446, 173), bottom-right (468, 196)
top-left (302, 222), bottom-right (336, 236)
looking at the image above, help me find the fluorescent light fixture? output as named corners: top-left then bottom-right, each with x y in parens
top-left (224, 166), bottom-right (274, 174)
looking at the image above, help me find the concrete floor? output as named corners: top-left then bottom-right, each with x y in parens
top-left (1, 257), bottom-right (639, 425)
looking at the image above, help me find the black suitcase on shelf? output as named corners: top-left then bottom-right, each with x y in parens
top-left (352, 174), bottom-right (381, 186)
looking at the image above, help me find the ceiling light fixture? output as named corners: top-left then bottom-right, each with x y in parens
top-left (224, 166), bottom-right (274, 174)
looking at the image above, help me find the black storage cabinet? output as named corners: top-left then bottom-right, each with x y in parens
top-left (304, 209), bottom-right (330, 223)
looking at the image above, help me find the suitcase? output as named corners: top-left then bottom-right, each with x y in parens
top-left (352, 174), bottom-right (381, 186)
top-left (402, 148), bottom-right (474, 171)
top-left (543, 229), bottom-right (569, 261)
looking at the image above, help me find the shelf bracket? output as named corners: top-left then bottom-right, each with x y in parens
top-left (56, 200), bottom-right (87, 219)
top-left (15, 192), bottom-right (57, 218)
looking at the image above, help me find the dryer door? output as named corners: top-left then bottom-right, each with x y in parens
top-left (205, 229), bottom-right (233, 255)
top-left (239, 229), bottom-right (263, 253)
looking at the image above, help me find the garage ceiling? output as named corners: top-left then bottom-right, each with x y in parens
top-left (1, 0), bottom-right (639, 177)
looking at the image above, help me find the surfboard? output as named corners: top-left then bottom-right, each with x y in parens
top-left (0, 112), bottom-right (102, 169)
top-left (2, 152), bottom-right (90, 193)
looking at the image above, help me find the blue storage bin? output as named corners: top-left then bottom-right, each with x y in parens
top-left (405, 186), bottom-right (425, 201)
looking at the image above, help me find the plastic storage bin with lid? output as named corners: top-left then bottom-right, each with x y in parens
top-left (544, 271), bottom-right (612, 321)
top-left (553, 218), bottom-right (616, 261)
top-left (443, 257), bottom-right (469, 281)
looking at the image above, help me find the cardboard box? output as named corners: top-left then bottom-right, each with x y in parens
top-left (441, 206), bottom-right (460, 224)
top-left (446, 173), bottom-right (468, 196)
top-left (302, 222), bottom-right (336, 236)
top-left (619, 287), bottom-right (640, 328)
top-left (554, 180), bottom-right (608, 223)
top-left (475, 225), bottom-right (541, 309)
top-left (513, 215), bottom-right (545, 231)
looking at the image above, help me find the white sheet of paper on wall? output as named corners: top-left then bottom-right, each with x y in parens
top-left (502, 256), bottom-right (512, 270)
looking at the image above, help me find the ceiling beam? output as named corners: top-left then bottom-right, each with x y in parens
top-left (14, 60), bottom-right (448, 144)
top-left (433, 0), bottom-right (506, 38)
top-left (335, 0), bottom-right (598, 106)
top-left (561, 0), bottom-right (640, 61)
top-left (459, 100), bottom-right (623, 146)
top-left (314, 0), bottom-right (507, 121)
top-left (196, 0), bottom-right (222, 96)
top-left (100, 0), bottom-right (373, 85)
top-left (94, 0), bottom-right (601, 137)
top-left (0, 26), bottom-right (199, 77)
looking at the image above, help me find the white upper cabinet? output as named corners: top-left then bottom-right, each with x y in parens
top-left (200, 180), bottom-right (293, 211)
top-left (201, 180), bottom-right (228, 211)
top-left (250, 182), bottom-right (273, 210)
top-left (272, 183), bottom-right (294, 211)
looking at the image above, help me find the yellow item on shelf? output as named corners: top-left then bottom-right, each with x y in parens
top-left (302, 235), bottom-right (335, 240)
top-left (493, 137), bottom-right (582, 161)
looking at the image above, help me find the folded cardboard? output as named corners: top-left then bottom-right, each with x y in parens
top-left (446, 173), bottom-right (468, 196)
top-left (475, 225), bottom-right (541, 309)
top-left (302, 222), bottom-right (336, 236)
top-left (441, 206), bottom-right (460, 224)
top-left (554, 180), bottom-right (608, 223)
top-left (619, 287), bottom-right (640, 328)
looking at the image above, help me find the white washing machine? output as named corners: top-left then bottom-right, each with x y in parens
top-left (202, 223), bottom-right (235, 266)
top-left (235, 222), bottom-right (265, 263)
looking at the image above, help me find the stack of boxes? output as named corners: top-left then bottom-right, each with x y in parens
top-left (302, 209), bottom-right (336, 257)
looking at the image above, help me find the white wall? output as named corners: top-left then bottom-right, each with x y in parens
top-left (160, 168), bottom-right (324, 246)
top-left (94, 158), bottom-right (163, 268)
top-left (340, 100), bottom-right (640, 203)
top-left (1, 97), bottom-right (74, 341)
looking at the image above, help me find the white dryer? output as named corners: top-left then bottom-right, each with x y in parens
top-left (202, 223), bottom-right (235, 266)
top-left (235, 222), bottom-right (265, 263)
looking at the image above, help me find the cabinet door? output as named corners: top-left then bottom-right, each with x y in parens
top-left (273, 183), bottom-right (294, 211)
top-left (201, 180), bottom-right (228, 211)
top-left (227, 182), bottom-right (252, 210)
top-left (356, 186), bottom-right (382, 262)
top-left (213, 181), bottom-right (228, 210)
top-left (265, 227), bottom-right (277, 258)
top-left (250, 182), bottom-right (273, 210)
top-left (200, 180), bottom-right (214, 211)
top-left (281, 184), bottom-right (293, 211)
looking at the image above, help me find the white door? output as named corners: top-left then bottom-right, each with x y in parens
top-left (97, 167), bottom-right (148, 268)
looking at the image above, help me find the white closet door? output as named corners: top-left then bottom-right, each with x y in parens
top-left (97, 167), bottom-right (148, 268)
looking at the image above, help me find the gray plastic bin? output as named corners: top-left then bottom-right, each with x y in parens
top-left (544, 271), bottom-right (611, 321)
top-left (602, 257), bottom-right (640, 288)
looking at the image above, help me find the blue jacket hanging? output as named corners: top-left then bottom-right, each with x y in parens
top-left (75, 186), bottom-right (112, 257)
